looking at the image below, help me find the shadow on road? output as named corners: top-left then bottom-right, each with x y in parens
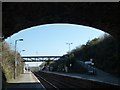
top-left (5, 82), bottom-right (45, 90)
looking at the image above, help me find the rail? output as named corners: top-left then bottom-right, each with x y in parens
top-left (33, 71), bottom-right (120, 89)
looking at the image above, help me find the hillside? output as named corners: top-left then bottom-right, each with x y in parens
top-left (44, 34), bottom-right (120, 77)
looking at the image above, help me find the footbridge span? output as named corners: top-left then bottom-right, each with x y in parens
top-left (22, 56), bottom-right (62, 62)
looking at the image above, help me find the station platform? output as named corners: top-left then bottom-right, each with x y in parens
top-left (5, 71), bottom-right (45, 90)
top-left (42, 70), bottom-right (120, 86)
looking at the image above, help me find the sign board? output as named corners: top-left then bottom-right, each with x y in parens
top-left (85, 61), bottom-right (92, 64)
top-left (85, 61), bottom-right (94, 65)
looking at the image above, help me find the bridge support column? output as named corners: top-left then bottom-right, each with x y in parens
top-left (0, 63), bottom-right (2, 90)
top-left (117, 39), bottom-right (120, 76)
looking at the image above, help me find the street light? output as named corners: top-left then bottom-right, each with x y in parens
top-left (19, 49), bottom-right (25, 62)
top-left (66, 43), bottom-right (73, 70)
top-left (66, 43), bottom-right (73, 54)
top-left (14, 38), bottom-right (23, 79)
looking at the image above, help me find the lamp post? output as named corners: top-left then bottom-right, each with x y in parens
top-left (66, 43), bottom-right (73, 54)
top-left (66, 43), bottom-right (73, 72)
top-left (14, 38), bottom-right (23, 79)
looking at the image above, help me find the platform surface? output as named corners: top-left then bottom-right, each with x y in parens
top-left (5, 71), bottom-right (45, 90)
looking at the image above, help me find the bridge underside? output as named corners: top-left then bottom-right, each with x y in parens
top-left (2, 2), bottom-right (120, 40)
top-left (22, 56), bottom-right (61, 62)
top-left (2, 3), bottom-right (120, 63)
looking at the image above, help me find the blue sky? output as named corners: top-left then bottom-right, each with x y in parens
top-left (5, 23), bottom-right (105, 66)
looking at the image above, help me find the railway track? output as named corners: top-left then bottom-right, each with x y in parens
top-left (34, 73), bottom-right (58, 90)
top-left (34, 72), bottom-right (83, 90)
top-left (33, 71), bottom-right (120, 90)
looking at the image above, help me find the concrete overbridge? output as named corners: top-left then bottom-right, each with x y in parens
top-left (22, 56), bottom-right (62, 62)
